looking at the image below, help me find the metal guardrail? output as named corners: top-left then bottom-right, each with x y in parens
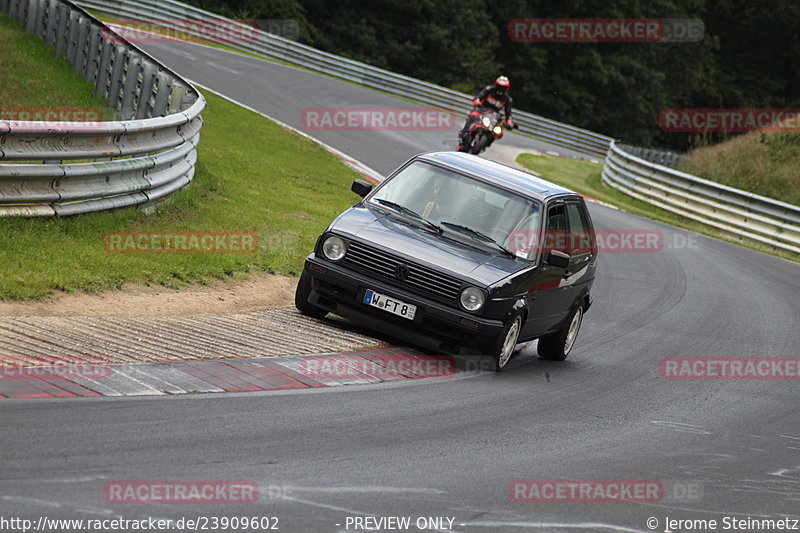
top-left (603, 141), bottom-right (800, 254)
top-left (37, 0), bottom-right (797, 256)
top-left (617, 144), bottom-right (684, 169)
top-left (0, 0), bottom-right (204, 216)
top-left (74, 0), bottom-right (613, 158)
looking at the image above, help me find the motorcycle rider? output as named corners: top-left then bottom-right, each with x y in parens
top-left (457, 75), bottom-right (515, 152)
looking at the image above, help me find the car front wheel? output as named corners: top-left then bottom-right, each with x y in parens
top-left (294, 270), bottom-right (328, 319)
top-left (538, 304), bottom-right (584, 361)
top-left (489, 312), bottom-right (524, 372)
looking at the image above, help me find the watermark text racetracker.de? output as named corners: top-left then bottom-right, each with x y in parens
top-left (0, 362), bottom-right (111, 380)
top-left (509, 479), bottom-right (702, 504)
top-left (299, 354), bottom-right (457, 380)
top-left (505, 229), bottom-right (697, 256)
top-left (661, 356), bottom-right (800, 380)
top-left (301, 107), bottom-right (455, 131)
top-left (0, 107), bottom-right (104, 131)
top-left (104, 480), bottom-right (257, 504)
top-left (508, 18), bottom-right (704, 43)
top-left (103, 18), bottom-right (259, 44)
top-left (661, 108), bottom-right (800, 132)
top-left (0, 515), bottom-right (280, 532)
top-left (104, 231), bottom-right (259, 254)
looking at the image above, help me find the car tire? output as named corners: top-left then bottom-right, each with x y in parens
top-left (489, 311), bottom-right (524, 372)
top-left (537, 304), bottom-right (584, 361)
top-left (295, 270), bottom-right (328, 319)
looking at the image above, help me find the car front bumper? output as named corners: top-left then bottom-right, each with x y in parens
top-left (302, 254), bottom-right (506, 355)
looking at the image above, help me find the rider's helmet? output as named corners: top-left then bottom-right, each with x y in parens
top-left (494, 76), bottom-right (510, 95)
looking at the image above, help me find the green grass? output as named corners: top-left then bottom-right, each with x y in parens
top-left (0, 11), bottom-right (361, 300)
top-left (681, 130), bottom-right (800, 206)
top-left (0, 89), bottom-right (361, 300)
top-left (516, 153), bottom-right (800, 263)
top-left (516, 154), bottom-right (699, 224)
top-left (0, 12), bottom-right (112, 117)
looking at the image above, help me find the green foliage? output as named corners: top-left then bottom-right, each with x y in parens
top-left (184, 0), bottom-right (799, 152)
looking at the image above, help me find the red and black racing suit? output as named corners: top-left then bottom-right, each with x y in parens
top-left (458, 86), bottom-right (513, 147)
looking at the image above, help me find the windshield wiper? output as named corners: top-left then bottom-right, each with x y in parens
top-left (373, 199), bottom-right (442, 233)
top-left (441, 221), bottom-right (516, 258)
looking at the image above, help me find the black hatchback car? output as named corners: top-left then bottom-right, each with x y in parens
top-left (295, 151), bottom-right (598, 370)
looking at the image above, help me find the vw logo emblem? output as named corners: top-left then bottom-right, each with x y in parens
top-left (395, 264), bottom-right (410, 280)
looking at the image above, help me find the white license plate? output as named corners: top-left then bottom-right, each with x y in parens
top-left (363, 289), bottom-right (417, 320)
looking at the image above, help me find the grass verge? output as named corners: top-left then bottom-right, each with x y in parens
top-left (0, 89), bottom-right (361, 300)
top-left (0, 12), bottom-right (113, 117)
top-left (516, 153), bottom-right (800, 263)
top-left (681, 130), bottom-right (800, 206)
top-left (0, 10), bottom-right (360, 300)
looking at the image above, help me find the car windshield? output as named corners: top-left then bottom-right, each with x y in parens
top-left (368, 162), bottom-right (542, 259)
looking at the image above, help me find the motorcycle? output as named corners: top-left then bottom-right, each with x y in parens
top-left (457, 107), bottom-right (517, 155)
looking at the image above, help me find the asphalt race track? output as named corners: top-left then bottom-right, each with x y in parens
top-left (2, 39), bottom-right (800, 533)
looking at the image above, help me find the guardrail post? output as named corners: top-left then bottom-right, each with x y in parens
top-left (66, 8), bottom-right (80, 65)
top-left (94, 36), bottom-right (113, 99)
top-left (35, 0), bottom-right (47, 37)
top-left (106, 44), bottom-right (126, 110)
top-left (53, 1), bottom-right (68, 57)
top-left (83, 24), bottom-right (101, 82)
top-left (8, 0), bottom-right (19, 20)
top-left (43, 0), bottom-right (57, 46)
top-left (25, 0), bottom-right (39, 33)
top-left (135, 61), bottom-right (157, 119)
top-left (169, 84), bottom-right (188, 114)
top-left (152, 72), bottom-right (173, 116)
top-left (120, 51), bottom-right (142, 120)
top-left (73, 12), bottom-right (90, 72)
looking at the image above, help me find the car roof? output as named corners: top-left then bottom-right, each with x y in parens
top-left (413, 151), bottom-right (579, 201)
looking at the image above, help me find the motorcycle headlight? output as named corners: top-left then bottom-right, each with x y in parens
top-left (482, 117), bottom-right (492, 127)
top-left (322, 235), bottom-right (347, 261)
top-left (460, 286), bottom-right (486, 312)
top-left (492, 126), bottom-right (503, 135)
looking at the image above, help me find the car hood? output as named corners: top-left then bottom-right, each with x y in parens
top-left (329, 206), bottom-right (528, 286)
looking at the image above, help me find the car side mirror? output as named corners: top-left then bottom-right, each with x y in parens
top-left (545, 250), bottom-right (570, 269)
top-left (351, 179), bottom-right (373, 198)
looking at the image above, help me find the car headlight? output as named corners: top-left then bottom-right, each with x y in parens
top-left (482, 117), bottom-right (492, 127)
top-left (460, 286), bottom-right (486, 311)
top-left (322, 235), bottom-right (347, 261)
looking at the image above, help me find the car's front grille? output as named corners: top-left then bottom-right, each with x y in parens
top-left (345, 241), bottom-right (462, 301)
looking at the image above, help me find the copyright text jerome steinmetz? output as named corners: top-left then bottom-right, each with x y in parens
top-left (647, 515), bottom-right (799, 531)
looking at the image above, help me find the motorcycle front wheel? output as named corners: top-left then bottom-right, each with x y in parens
top-left (469, 134), bottom-right (491, 155)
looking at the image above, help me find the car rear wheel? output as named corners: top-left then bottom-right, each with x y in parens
top-left (538, 304), bottom-right (583, 361)
top-left (294, 270), bottom-right (328, 319)
top-left (490, 312), bottom-right (523, 372)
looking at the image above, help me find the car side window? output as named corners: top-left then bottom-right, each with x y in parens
top-left (544, 204), bottom-right (568, 254)
top-left (566, 202), bottom-right (593, 255)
